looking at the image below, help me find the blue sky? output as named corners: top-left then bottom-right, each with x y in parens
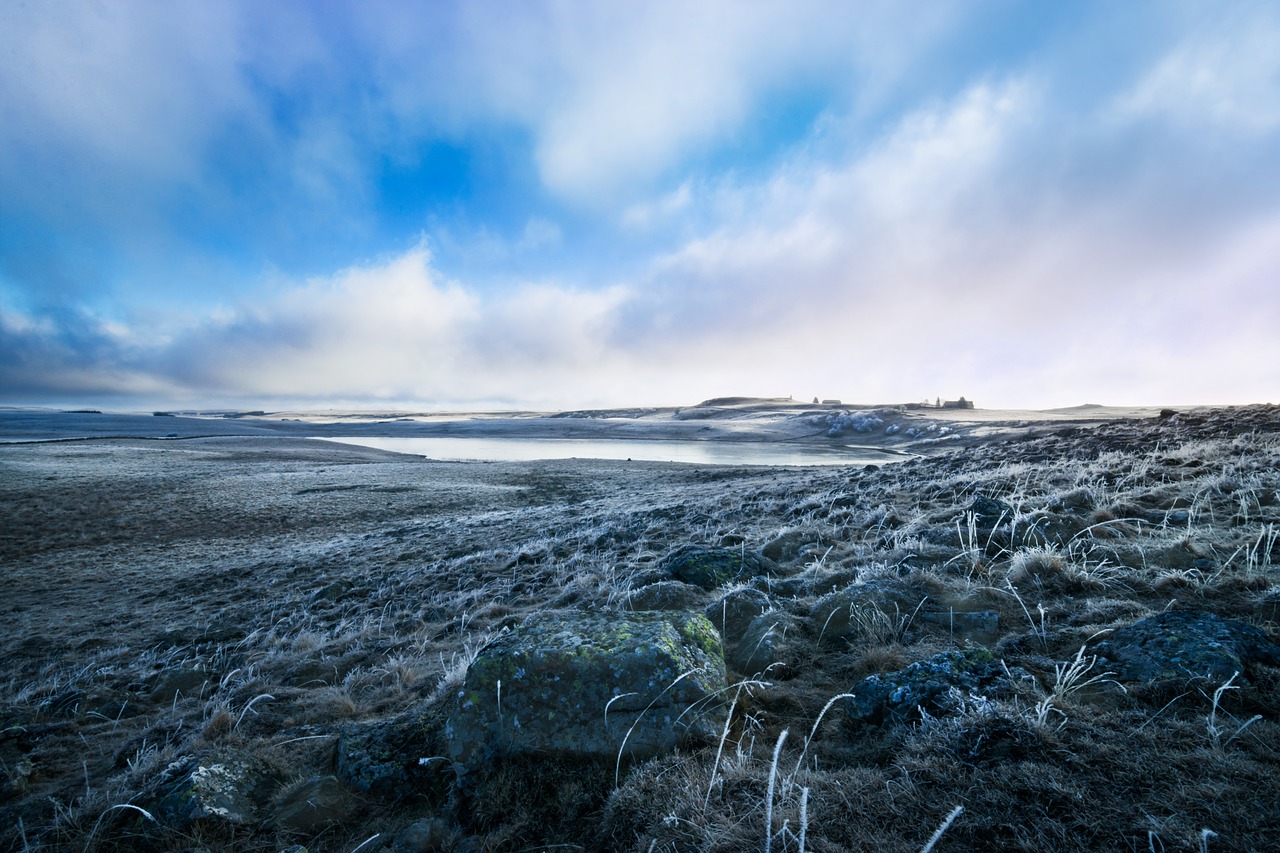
top-left (2, 0), bottom-right (1278, 410)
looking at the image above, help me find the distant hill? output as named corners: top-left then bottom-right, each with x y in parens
top-left (696, 396), bottom-right (794, 407)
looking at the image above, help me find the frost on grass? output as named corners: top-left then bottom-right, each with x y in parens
top-left (446, 611), bottom-right (728, 772)
top-left (3, 405), bottom-right (1280, 851)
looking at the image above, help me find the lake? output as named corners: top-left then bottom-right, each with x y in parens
top-left (320, 436), bottom-right (905, 466)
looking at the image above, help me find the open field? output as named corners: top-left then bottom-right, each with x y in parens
top-left (2, 403), bottom-right (1279, 851)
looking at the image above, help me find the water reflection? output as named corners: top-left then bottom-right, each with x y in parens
top-left (320, 436), bottom-right (904, 467)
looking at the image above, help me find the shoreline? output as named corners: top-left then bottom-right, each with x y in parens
top-left (0, 398), bottom-right (1181, 455)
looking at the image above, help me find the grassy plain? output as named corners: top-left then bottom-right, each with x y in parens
top-left (1, 403), bottom-right (1278, 851)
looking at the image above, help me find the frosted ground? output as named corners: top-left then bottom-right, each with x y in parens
top-left (1, 401), bottom-right (1278, 851)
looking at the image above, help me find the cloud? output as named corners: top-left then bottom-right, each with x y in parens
top-left (516, 218), bottom-right (563, 252)
top-left (1110, 10), bottom-right (1280, 135)
top-left (621, 183), bottom-right (694, 231)
top-left (517, 1), bottom-right (960, 202)
top-left (609, 69), bottom-right (1280, 407)
top-left (0, 247), bottom-right (642, 406)
top-left (9, 60), bottom-right (1279, 410)
top-left (4, 2), bottom-right (1279, 410)
top-left (0, 2), bottom-right (249, 180)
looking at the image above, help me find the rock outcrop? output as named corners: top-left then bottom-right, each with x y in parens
top-left (446, 611), bottom-right (728, 774)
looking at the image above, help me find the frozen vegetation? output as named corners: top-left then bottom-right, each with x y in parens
top-left (1, 404), bottom-right (1279, 851)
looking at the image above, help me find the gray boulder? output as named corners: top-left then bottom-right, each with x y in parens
top-left (660, 546), bottom-right (780, 590)
top-left (1095, 610), bottom-right (1280, 685)
top-left (446, 611), bottom-right (727, 773)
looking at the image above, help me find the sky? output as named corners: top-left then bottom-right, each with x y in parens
top-left (2, 0), bottom-right (1278, 411)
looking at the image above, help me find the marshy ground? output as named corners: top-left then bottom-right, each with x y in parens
top-left (1, 404), bottom-right (1278, 851)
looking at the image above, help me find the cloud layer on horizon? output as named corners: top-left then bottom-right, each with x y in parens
top-left (2, 1), bottom-right (1278, 409)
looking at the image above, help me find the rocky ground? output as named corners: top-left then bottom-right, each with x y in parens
top-left (2, 404), bottom-right (1279, 851)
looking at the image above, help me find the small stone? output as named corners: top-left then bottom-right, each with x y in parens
top-left (970, 495), bottom-right (1015, 529)
top-left (762, 530), bottom-right (819, 563)
top-left (391, 817), bottom-right (453, 852)
top-left (726, 611), bottom-right (802, 678)
top-left (809, 581), bottom-right (924, 646)
top-left (704, 587), bottom-right (773, 644)
top-left (917, 610), bottom-right (999, 644)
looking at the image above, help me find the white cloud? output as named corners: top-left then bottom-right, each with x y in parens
top-left (354, 0), bottom-right (963, 202)
top-left (1111, 13), bottom-right (1280, 134)
top-left (56, 247), bottom-right (632, 405)
top-left (516, 218), bottom-right (564, 252)
top-left (622, 183), bottom-right (694, 231)
top-left (0, 1), bottom-right (251, 182)
top-left (608, 71), bottom-right (1280, 408)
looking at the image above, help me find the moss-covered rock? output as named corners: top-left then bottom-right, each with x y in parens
top-left (446, 611), bottom-right (727, 774)
top-left (1095, 610), bottom-right (1280, 685)
top-left (704, 587), bottom-right (773, 644)
top-left (726, 610), bottom-right (802, 678)
top-left (659, 545), bottom-right (779, 590)
top-left (809, 580), bottom-right (924, 646)
top-left (843, 649), bottom-right (1013, 726)
top-left (336, 703), bottom-right (449, 800)
top-left (626, 580), bottom-right (707, 612)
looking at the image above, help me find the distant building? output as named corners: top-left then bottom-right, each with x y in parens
top-left (821, 399), bottom-right (842, 405)
top-left (941, 396), bottom-right (975, 409)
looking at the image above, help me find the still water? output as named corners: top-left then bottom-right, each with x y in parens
top-left (321, 436), bottom-right (905, 467)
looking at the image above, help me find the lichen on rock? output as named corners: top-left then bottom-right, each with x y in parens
top-left (446, 611), bottom-right (728, 774)
top-left (152, 751), bottom-right (281, 827)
